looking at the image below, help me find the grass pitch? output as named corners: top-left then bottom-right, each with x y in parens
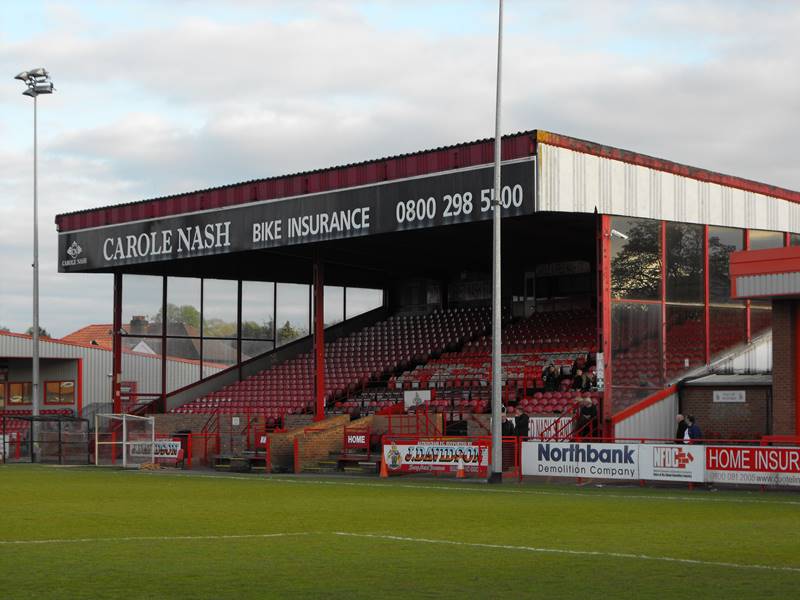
top-left (2, 465), bottom-right (799, 599)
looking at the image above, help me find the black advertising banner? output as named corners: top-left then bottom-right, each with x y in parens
top-left (58, 158), bottom-right (535, 272)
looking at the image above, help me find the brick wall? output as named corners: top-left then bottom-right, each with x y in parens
top-left (267, 414), bottom-right (351, 471)
top-left (680, 386), bottom-right (770, 439)
top-left (771, 300), bottom-right (796, 435)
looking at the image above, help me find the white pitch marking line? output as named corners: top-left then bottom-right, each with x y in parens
top-left (0, 532), bottom-right (312, 546)
top-left (332, 532), bottom-right (800, 574)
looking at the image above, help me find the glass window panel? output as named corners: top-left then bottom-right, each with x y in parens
top-left (9, 382), bottom-right (32, 404)
top-left (167, 277), bottom-right (201, 336)
top-left (790, 233), bottom-right (800, 247)
top-left (203, 279), bottom-right (237, 338)
top-left (0, 383), bottom-right (5, 407)
top-left (665, 305), bottom-right (705, 380)
top-left (610, 217), bottom-right (661, 301)
top-left (324, 286), bottom-right (344, 327)
top-left (276, 283), bottom-right (310, 346)
top-left (751, 301), bottom-right (772, 337)
top-left (242, 281), bottom-right (274, 340)
top-left (708, 226), bottom-right (744, 304)
top-left (710, 305), bottom-right (746, 358)
top-left (611, 302), bottom-right (662, 413)
top-left (345, 287), bottom-right (383, 319)
top-left (666, 223), bottom-right (703, 303)
top-left (45, 381), bottom-right (60, 404)
top-left (122, 275), bottom-right (163, 337)
top-left (241, 339), bottom-right (274, 359)
top-left (748, 230), bottom-right (783, 250)
top-left (166, 338), bottom-right (201, 392)
top-left (203, 339), bottom-right (238, 372)
top-left (122, 355), bottom-right (162, 396)
top-left (60, 381), bottom-right (75, 404)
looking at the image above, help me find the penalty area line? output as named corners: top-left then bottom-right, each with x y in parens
top-left (332, 532), bottom-right (800, 574)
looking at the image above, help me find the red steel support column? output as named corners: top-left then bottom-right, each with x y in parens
top-left (660, 221), bottom-right (667, 386)
top-left (112, 273), bottom-right (123, 413)
top-left (744, 230), bottom-right (751, 343)
top-left (600, 215), bottom-right (613, 438)
top-left (704, 225), bottom-right (710, 365)
top-left (795, 304), bottom-right (800, 435)
top-left (313, 260), bottom-right (325, 421)
top-left (161, 277), bottom-right (168, 412)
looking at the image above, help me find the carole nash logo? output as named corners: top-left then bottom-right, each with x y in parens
top-left (653, 446), bottom-right (694, 469)
top-left (61, 240), bottom-right (87, 267)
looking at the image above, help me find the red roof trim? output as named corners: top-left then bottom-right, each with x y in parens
top-left (55, 132), bottom-right (537, 232)
top-left (730, 246), bottom-right (800, 278)
top-left (55, 129), bottom-right (800, 233)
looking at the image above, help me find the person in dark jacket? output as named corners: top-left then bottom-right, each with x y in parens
top-left (571, 369), bottom-right (590, 392)
top-left (501, 410), bottom-right (516, 437)
top-left (575, 398), bottom-right (597, 438)
top-left (685, 415), bottom-right (703, 444)
top-left (515, 408), bottom-right (530, 440)
top-left (542, 364), bottom-right (559, 391)
top-left (675, 414), bottom-right (688, 442)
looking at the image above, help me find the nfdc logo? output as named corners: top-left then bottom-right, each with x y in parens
top-left (653, 446), bottom-right (694, 469)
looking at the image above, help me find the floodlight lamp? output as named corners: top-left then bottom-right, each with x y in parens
top-left (29, 67), bottom-right (47, 77)
top-left (14, 71), bottom-right (29, 81)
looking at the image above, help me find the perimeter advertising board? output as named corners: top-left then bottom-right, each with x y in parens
top-left (383, 438), bottom-right (488, 474)
top-left (521, 442), bottom-right (639, 480)
top-left (59, 158), bottom-right (536, 272)
top-left (705, 446), bottom-right (800, 487)
top-left (129, 440), bottom-right (182, 459)
top-left (638, 444), bottom-right (705, 483)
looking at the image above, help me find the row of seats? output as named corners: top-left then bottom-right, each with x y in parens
top-left (173, 306), bottom-right (491, 418)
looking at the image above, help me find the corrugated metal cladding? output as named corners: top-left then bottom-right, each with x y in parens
top-left (713, 333), bottom-right (772, 374)
top-left (735, 273), bottom-right (800, 298)
top-left (0, 335), bottom-right (222, 411)
top-left (614, 393), bottom-right (678, 441)
top-left (56, 135), bottom-right (536, 231)
top-left (538, 144), bottom-right (800, 231)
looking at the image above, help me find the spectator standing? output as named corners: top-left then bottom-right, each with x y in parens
top-left (515, 408), bottom-right (530, 440)
top-left (685, 416), bottom-right (703, 444)
top-left (576, 398), bottom-right (597, 438)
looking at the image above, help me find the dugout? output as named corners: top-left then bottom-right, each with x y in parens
top-left (54, 130), bottom-right (800, 439)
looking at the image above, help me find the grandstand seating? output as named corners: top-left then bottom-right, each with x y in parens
top-left (386, 310), bottom-right (599, 416)
top-left (172, 307), bottom-right (491, 424)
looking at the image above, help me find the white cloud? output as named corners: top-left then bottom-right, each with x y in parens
top-left (0, 1), bottom-right (799, 336)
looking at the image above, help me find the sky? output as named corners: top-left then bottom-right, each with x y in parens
top-left (1, 0), bottom-right (798, 337)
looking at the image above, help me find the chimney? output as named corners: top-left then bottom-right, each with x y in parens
top-left (130, 315), bottom-right (148, 335)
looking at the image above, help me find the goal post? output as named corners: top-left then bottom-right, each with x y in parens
top-left (95, 413), bottom-right (155, 468)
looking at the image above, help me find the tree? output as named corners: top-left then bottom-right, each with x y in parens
top-left (26, 325), bottom-right (51, 338)
top-left (153, 304), bottom-right (200, 330)
top-left (277, 320), bottom-right (308, 345)
top-left (0, 325), bottom-right (9, 332)
top-left (241, 318), bottom-right (274, 339)
top-left (610, 220), bottom-right (661, 299)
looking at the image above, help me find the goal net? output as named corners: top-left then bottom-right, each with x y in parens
top-left (94, 413), bottom-right (155, 468)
